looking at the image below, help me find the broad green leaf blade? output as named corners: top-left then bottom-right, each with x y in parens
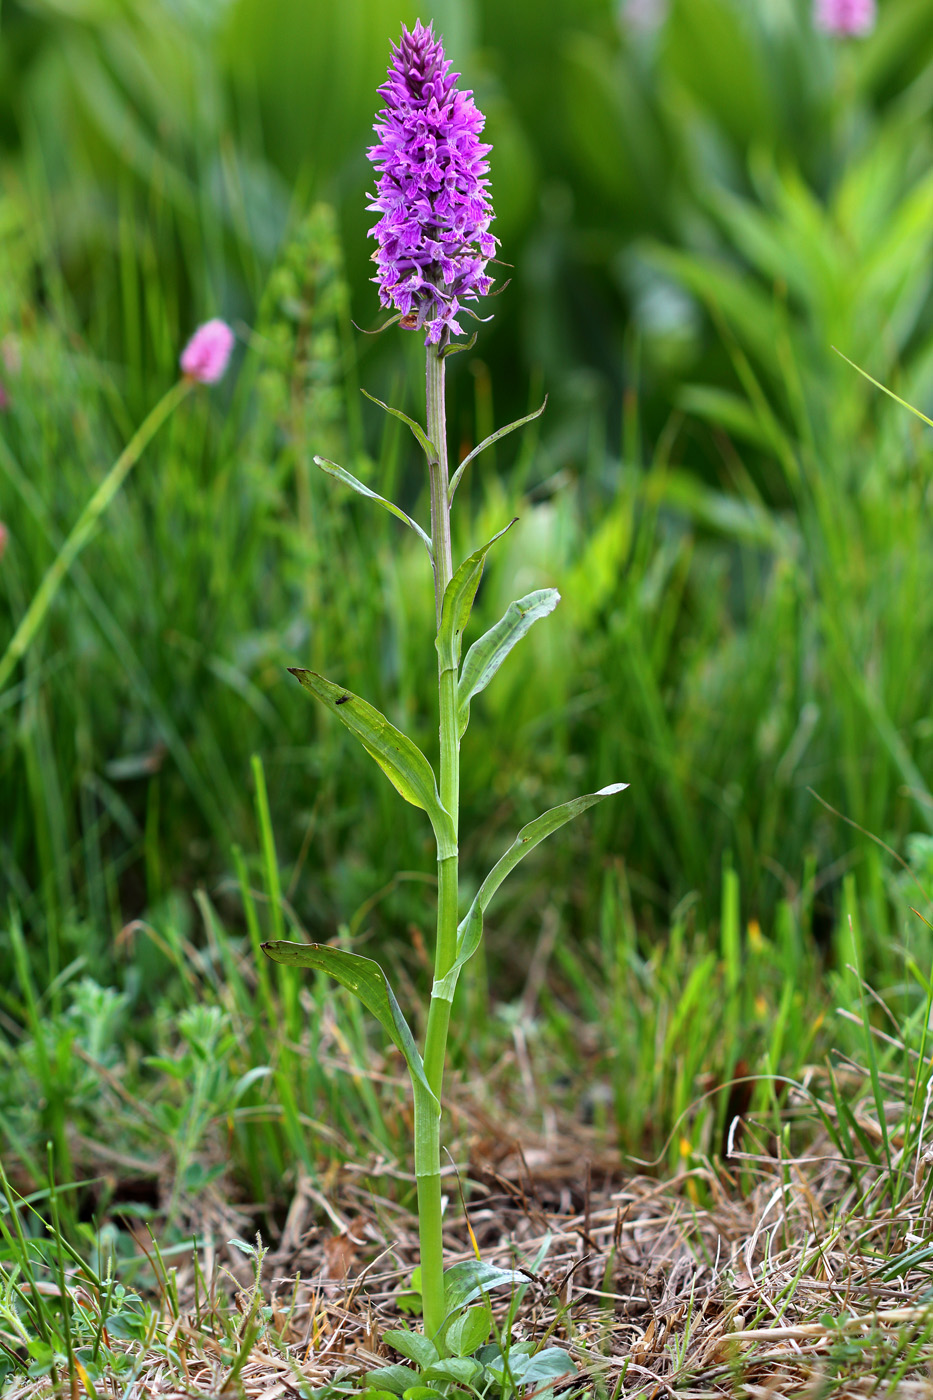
top-left (436, 521), bottom-right (517, 676)
top-left (443, 1261), bottom-right (525, 1315)
top-left (448, 398), bottom-right (548, 504)
top-left (362, 1365), bottom-right (418, 1396)
top-left (421, 1360), bottom-right (483, 1386)
top-left (433, 785), bottom-right (628, 1002)
top-left (381, 1331), bottom-right (438, 1368)
top-left (521, 1348), bottom-right (577, 1384)
top-left (314, 457), bottom-right (433, 558)
top-left (457, 589), bottom-right (560, 738)
top-left (361, 388), bottom-right (438, 460)
top-left (289, 670), bottom-right (456, 857)
top-left (445, 1302), bottom-right (492, 1357)
top-left (260, 942), bottom-right (437, 1107)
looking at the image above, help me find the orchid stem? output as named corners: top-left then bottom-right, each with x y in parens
top-left (415, 340), bottom-right (460, 1349)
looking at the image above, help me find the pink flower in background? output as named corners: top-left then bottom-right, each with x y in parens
top-left (180, 319), bottom-right (235, 383)
top-left (815, 0), bottom-right (876, 35)
top-left (0, 382), bottom-right (9, 412)
top-left (0, 523), bottom-right (8, 560)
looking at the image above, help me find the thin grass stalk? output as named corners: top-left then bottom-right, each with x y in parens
top-left (0, 378), bottom-right (191, 692)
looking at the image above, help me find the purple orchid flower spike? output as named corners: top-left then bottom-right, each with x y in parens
top-left (367, 20), bottom-right (496, 346)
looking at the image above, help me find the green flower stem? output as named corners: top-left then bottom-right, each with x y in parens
top-left (417, 341), bottom-right (461, 1347)
top-left (0, 377), bottom-right (192, 692)
top-left (412, 1078), bottom-right (444, 1341)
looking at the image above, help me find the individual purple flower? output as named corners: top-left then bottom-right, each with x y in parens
top-left (814, 0), bottom-right (876, 35)
top-left (367, 20), bottom-right (496, 346)
top-left (180, 319), bottom-right (235, 383)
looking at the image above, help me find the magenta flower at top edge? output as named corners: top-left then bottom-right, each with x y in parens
top-left (180, 319), bottom-right (235, 383)
top-left (814, 0), bottom-right (876, 35)
top-left (367, 20), bottom-right (496, 347)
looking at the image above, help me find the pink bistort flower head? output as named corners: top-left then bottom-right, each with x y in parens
top-left (367, 20), bottom-right (496, 347)
top-left (814, 0), bottom-right (876, 35)
top-left (180, 319), bottom-right (235, 383)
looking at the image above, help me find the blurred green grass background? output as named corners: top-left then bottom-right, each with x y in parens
top-left (5, 0), bottom-right (933, 1236)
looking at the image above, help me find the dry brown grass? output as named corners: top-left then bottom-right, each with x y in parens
top-left (7, 1048), bottom-right (933, 1400)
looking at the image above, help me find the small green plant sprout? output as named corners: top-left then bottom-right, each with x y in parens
top-left (261, 20), bottom-right (626, 1351)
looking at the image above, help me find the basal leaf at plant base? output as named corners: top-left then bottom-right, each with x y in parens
top-left (444, 1301), bottom-right (492, 1357)
top-left (380, 1329), bottom-right (438, 1368)
top-left (442, 1260), bottom-right (526, 1314)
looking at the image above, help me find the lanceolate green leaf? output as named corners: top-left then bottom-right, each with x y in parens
top-left (436, 521), bottom-right (517, 676)
top-left (448, 397), bottom-right (548, 504)
top-left (458, 589), bottom-right (560, 738)
top-left (360, 388), bottom-right (438, 461)
top-left (289, 670), bottom-right (456, 857)
top-left (432, 785), bottom-right (628, 1002)
top-left (261, 942), bottom-right (438, 1107)
top-left (314, 457), bottom-right (433, 558)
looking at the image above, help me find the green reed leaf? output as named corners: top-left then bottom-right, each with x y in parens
top-left (289, 670), bottom-right (456, 858)
top-left (436, 521), bottom-right (517, 677)
top-left (433, 784), bottom-right (628, 1002)
top-left (261, 942), bottom-right (437, 1107)
top-left (457, 589), bottom-right (560, 738)
top-left (313, 457), bottom-right (433, 558)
